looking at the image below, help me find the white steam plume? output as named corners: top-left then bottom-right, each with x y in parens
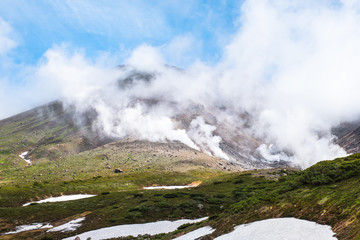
top-left (188, 116), bottom-right (229, 160)
top-left (94, 103), bottom-right (199, 150)
top-left (24, 0), bottom-right (360, 168)
top-left (217, 0), bottom-right (360, 167)
top-left (34, 46), bottom-right (200, 151)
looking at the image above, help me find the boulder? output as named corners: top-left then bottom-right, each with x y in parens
top-left (114, 168), bottom-right (123, 173)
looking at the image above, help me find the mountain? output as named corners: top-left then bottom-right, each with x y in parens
top-left (1, 70), bottom-right (360, 239)
top-left (0, 67), bottom-right (289, 171)
top-left (0, 101), bottom-right (245, 176)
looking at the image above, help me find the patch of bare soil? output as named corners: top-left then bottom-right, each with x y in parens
top-left (102, 139), bottom-right (245, 172)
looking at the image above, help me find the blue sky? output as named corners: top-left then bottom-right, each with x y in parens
top-left (0, 0), bottom-right (243, 67)
top-left (0, 0), bottom-right (244, 118)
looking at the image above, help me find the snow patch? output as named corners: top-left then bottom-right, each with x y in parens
top-left (214, 218), bottom-right (337, 240)
top-left (19, 151), bottom-right (31, 165)
top-left (23, 194), bottom-right (96, 206)
top-left (63, 217), bottom-right (208, 240)
top-left (4, 223), bottom-right (53, 235)
top-left (47, 217), bottom-right (85, 232)
top-left (172, 226), bottom-right (215, 240)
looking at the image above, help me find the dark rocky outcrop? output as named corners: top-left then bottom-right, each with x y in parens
top-left (337, 125), bottom-right (360, 154)
top-left (114, 168), bottom-right (123, 173)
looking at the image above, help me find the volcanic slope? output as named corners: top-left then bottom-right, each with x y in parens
top-left (0, 101), bottom-right (245, 185)
top-left (336, 124), bottom-right (360, 154)
top-left (1, 103), bottom-right (360, 239)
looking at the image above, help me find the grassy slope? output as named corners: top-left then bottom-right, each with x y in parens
top-left (0, 104), bottom-right (360, 239)
top-left (1, 157), bottom-right (360, 239)
top-left (209, 154), bottom-right (360, 240)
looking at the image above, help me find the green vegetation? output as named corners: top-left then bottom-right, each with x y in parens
top-left (299, 153), bottom-right (360, 185)
top-left (1, 156), bottom-right (360, 239)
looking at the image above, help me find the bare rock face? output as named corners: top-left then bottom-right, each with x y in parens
top-left (173, 106), bottom-right (289, 170)
top-left (336, 126), bottom-right (360, 154)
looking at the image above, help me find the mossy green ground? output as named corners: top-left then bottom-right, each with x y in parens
top-left (1, 156), bottom-right (360, 239)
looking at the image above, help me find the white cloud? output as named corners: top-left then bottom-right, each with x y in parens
top-left (35, 45), bottom-right (118, 105)
top-left (54, 0), bottom-right (170, 40)
top-left (216, 0), bottom-right (360, 166)
top-left (161, 34), bottom-right (201, 67)
top-left (0, 18), bottom-right (16, 55)
top-left (126, 44), bottom-right (165, 72)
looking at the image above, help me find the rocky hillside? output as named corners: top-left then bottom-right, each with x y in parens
top-left (0, 96), bottom-right (286, 171)
top-left (336, 125), bottom-right (360, 154)
top-left (0, 101), bottom-right (246, 184)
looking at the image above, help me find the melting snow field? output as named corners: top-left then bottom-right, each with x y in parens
top-left (63, 217), bottom-right (208, 240)
top-left (172, 226), bottom-right (215, 240)
top-left (4, 223), bottom-right (53, 235)
top-left (4, 218), bottom-right (85, 235)
top-left (214, 218), bottom-right (337, 240)
top-left (143, 185), bottom-right (195, 190)
top-left (47, 217), bottom-right (85, 232)
top-left (23, 194), bottom-right (96, 206)
top-left (19, 151), bottom-right (31, 165)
